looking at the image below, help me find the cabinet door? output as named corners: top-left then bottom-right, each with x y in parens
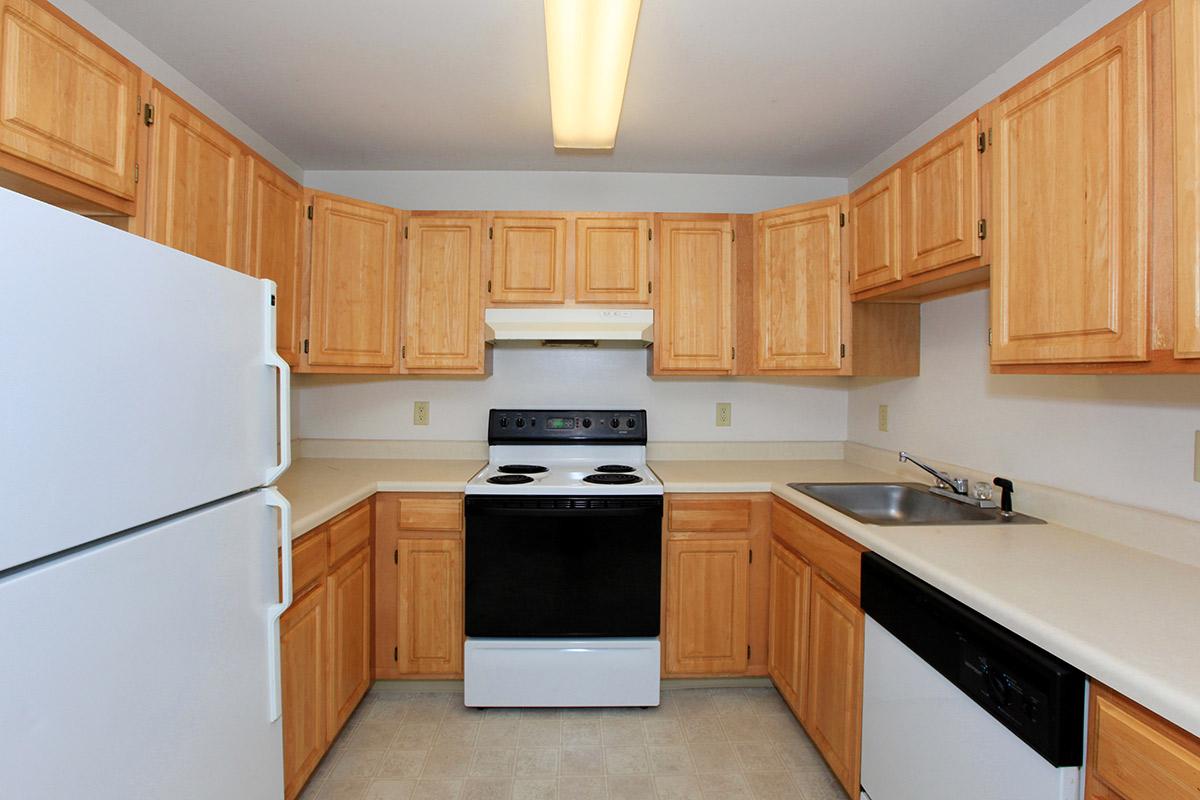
top-left (0, 0), bottom-right (139, 201)
top-left (1176, 0), bottom-right (1200, 359)
top-left (489, 215), bottom-right (567, 304)
top-left (280, 584), bottom-right (326, 800)
top-left (655, 218), bottom-right (734, 372)
top-left (404, 215), bottom-right (484, 372)
top-left (848, 168), bottom-right (902, 292)
top-left (805, 574), bottom-right (863, 798)
top-left (574, 216), bottom-right (651, 304)
top-left (902, 116), bottom-right (981, 276)
top-left (767, 542), bottom-right (810, 719)
top-left (308, 193), bottom-right (400, 369)
top-left (990, 10), bottom-right (1149, 364)
top-left (146, 86), bottom-right (245, 270)
top-left (395, 538), bottom-right (463, 676)
top-left (326, 547), bottom-right (371, 738)
top-left (245, 156), bottom-right (303, 365)
top-left (665, 539), bottom-right (749, 675)
top-left (755, 200), bottom-right (843, 371)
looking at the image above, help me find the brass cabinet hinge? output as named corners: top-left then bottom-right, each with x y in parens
top-left (977, 132), bottom-right (987, 154)
top-left (402, 344), bottom-right (406, 359)
top-left (840, 212), bottom-right (846, 228)
top-left (306, 205), bottom-right (313, 220)
top-left (143, 102), bottom-right (155, 127)
top-left (988, 127), bottom-right (993, 146)
top-left (133, 162), bottom-right (139, 184)
top-left (731, 346), bottom-right (736, 360)
top-left (988, 327), bottom-right (993, 346)
top-left (977, 219), bottom-right (987, 240)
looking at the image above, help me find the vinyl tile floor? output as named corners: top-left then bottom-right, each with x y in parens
top-left (299, 686), bottom-right (845, 800)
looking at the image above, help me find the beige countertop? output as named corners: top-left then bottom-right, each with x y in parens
top-left (275, 454), bottom-right (1200, 739)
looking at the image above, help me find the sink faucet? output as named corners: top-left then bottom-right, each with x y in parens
top-left (898, 451), bottom-right (968, 495)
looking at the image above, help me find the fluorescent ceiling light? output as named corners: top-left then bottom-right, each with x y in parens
top-left (544, 0), bottom-right (641, 149)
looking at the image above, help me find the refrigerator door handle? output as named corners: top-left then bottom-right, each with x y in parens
top-left (264, 487), bottom-right (293, 722)
top-left (262, 279), bottom-right (291, 486)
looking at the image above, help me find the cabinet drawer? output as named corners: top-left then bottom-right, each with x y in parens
top-left (668, 498), bottom-right (752, 532)
top-left (1091, 686), bottom-right (1200, 800)
top-left (328, 502), bottom-right (371, 566)
top-left (771, 501), bottom-right (863, 600)
top-left (397, 497), bottom-right (462, 531)
top-left (290, 529), bottom-right (328, 595)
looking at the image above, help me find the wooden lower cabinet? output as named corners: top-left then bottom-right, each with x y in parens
top-left (805, 573), bottom-right (864, 797)
top-left (280, 582), bottom-right (326, 800)
top-left (1087, 683), bottom-right (1200, 799)
top-left (767, 541), bottom-right (810, 718)
top-left (665, 538), bottom-right (750, 675)
top-left (326, 546), bottom-right (372, 737)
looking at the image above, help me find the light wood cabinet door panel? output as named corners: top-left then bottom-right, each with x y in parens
top-left (490, 215), bottom-right (567, 304)
top-left (805, 574), bottom-right (863, 798)
top-left (326, 546), bottom-right (371, 739)
top-left (0, 0), bottom-right (139, 200)
top-left (1176, 0), bottom-right (1200, 359)
top-left (665, 539), bottom-right (749, 675)
top-left (756, 200), bottom-right (843, 371)
top-left (849, 168), bottom-right (902, 292)
top-left (1088, 683), bottom-right (1200, 800)
top-left (308, 193), bottom-right (400, 369)
top-left (655, 218), bottom-right (733, 372)
top-left (395, 538), bottom-right (463, 676)
top-left (245, 156), bottom-right (303, 365)
top-left (990, 10), bottom-right (1149, 364)
top-left (281, 584), bottom-right (326, 800)
top-left (405, 215), bottom-right (485, 371)
top-left (146, 86), bottom-right (244, 270)
top-left (903, 116), bottom-right (981, 276)
top-left (575, 216), bottom-right (651, 304)
top-left (768, 541), bottom-right (810, 719)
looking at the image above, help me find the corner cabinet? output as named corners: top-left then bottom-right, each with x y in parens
top-left (848, 169), bottom-right (902, 293)
top-left (244, 156), bottom-right (304, 365)
top-left (653, 216), bottom-right (735, 374)
top-left (1176, 0), bottom-right (1200, 360)
top-left (404, 214), bottom-right (486, 373)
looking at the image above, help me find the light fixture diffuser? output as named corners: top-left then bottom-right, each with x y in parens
top-left (544, 0), bottom-right (641, 149)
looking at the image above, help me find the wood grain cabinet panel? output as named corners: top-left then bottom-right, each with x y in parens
top-left (574, 216), bottom-right (651, 304)
top-left (404, 215), bottom-right (485, 372)
top-left (654, 217), bottom-right (734, 373)
top-left (396, 497), bottom-right (463, 532)
top-left (280, 583), bottom-right (326, 800)
top-left (326, 546), bottom-right (371, 739)
top-left (767, 541), bottom-right (810, 720)
top-left (145, 85), bottom-right (245, 270)
top-left (289, 529), bottom-right (328, 598)
top-left (668, 498), bottom-right (752, 532)
top-left (989, 9), bottom-right (1149, 364)
top-left (755, 199), bottom-right (843, 371)
top-left (1176, 0), bottom-right (1200, 359)
top-left (0, 0), bottom-right (139, 203)
top-left (244, 156), bottom-right (303, 365)
top-left (307, 193), bottom-right (400, 370)
top-left (848, 168), bottom-right (902, 292)
top-left (664, 539), bottom-right (750, 675)
top-left (902, 116), bottom-right (981, 276)
top-left (489, 215), bottom-right (567, 304)
top-left (1088, 683), bottom-right (1200, 800)
top-left (805, 573), bottom-right (864, 798)
top-left (394, 538), bottom-right (463, 676)
top-left (327, 501), bottom-right (371, 568)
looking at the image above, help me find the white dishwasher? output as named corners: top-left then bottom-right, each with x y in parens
top-left (859, 553), bottom-right (1087, 800)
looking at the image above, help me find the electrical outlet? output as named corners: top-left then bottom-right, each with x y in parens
top-left (716, 402), bottom-right (732, 427)
top-left (1194, 431), bottom-right (1199, 482)
top-left (413, 400), bottom-right (430, 426)
top-left (878, 404), bottom-right (889, 432)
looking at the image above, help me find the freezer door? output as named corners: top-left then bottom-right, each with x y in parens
top-left (0, 490), bottom-right (288, 800)
top-left (0, 188), bottom-right (289, 571)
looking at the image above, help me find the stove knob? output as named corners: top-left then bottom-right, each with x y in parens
top-left (582, 418), bottom-right (592, 428)
top-left (626, 418), bottom-right (636, 428)
top-left (610, 417), bottom-right (619, 428)
top-left (499, 417), bottom-right (508, 428)
top-left (516, 418), bottom-right (525, 428)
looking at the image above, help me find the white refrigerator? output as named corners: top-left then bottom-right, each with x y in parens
top-left (0, 187), bottom-right (294, 798)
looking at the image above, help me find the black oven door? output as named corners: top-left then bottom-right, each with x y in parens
top-left (465, 495), bottom-right (663, 638)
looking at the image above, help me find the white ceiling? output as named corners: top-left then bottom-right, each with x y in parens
top-left (88, 0), bottom-right (1092, 176)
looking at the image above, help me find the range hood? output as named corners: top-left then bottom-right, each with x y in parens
top-left (484, 308), bottom-right (653, 347)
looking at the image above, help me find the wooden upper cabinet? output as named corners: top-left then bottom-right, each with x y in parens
top-left (244, 156), bottom-right (303, 365)
top-left (574, 215), bottom-right (651, 304)
top-left (488, 214), bottom-right (567, 304)
top-left (145, 85), bottom-right (245, 270)
top-left (902, 116), bottom-right (982, 277)
top-left (848, 168), bottom-right (902, 292)
top-left (755, 199), bottom-right (843, 371)
top-left (1176, 0), bottom-right (1200, 359)
top-left (655, 217), bottom-right (734, 373)
top-left (665, 538), bottom-right (750, 675)
top-left (989, 8), bottom-right (1149, 364)
top-left (404, 214), bottom-right (485, 372)
top-left (307, 192), bottom-right (400, 370)
top-left (0, 0), bottom-right (139, 206)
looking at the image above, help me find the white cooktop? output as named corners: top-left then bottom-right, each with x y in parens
top-left (466, 445), bottom-right (663, 496)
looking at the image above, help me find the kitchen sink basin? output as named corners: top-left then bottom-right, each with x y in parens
top-left (786, 482), bottom-right (1044, 526)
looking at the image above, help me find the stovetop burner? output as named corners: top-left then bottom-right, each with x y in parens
top-left (583, 473), bottom-right (644, 485)
top-left (594, 464), bottom-right (636, 473)
top-left (497, 464), bottom-right (549, 474)
top-left (487, 474), bottom-right (535, 485)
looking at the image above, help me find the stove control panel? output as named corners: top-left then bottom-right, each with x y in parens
top-left (488, 409), bottom-right (647, 444)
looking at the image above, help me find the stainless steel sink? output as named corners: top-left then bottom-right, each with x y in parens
top-left (787, 482), bottom-right (1044, 526)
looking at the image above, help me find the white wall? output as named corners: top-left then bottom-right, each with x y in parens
top-left (297, 348), bottom-right (848, 443)
top-left (848, 291), bottom-right (1200, 522)
top-left (849, 0), bottom-right (1139, 188)
top-left (303, 171), bottom-right (847, 214)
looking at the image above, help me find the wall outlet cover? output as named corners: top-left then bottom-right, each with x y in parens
top-left (716, 402), bottom-right (732, 427)
top-left (414, 400), bottom-right (430, 426)
top-left (878, 404), bottom-right (889, 433)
